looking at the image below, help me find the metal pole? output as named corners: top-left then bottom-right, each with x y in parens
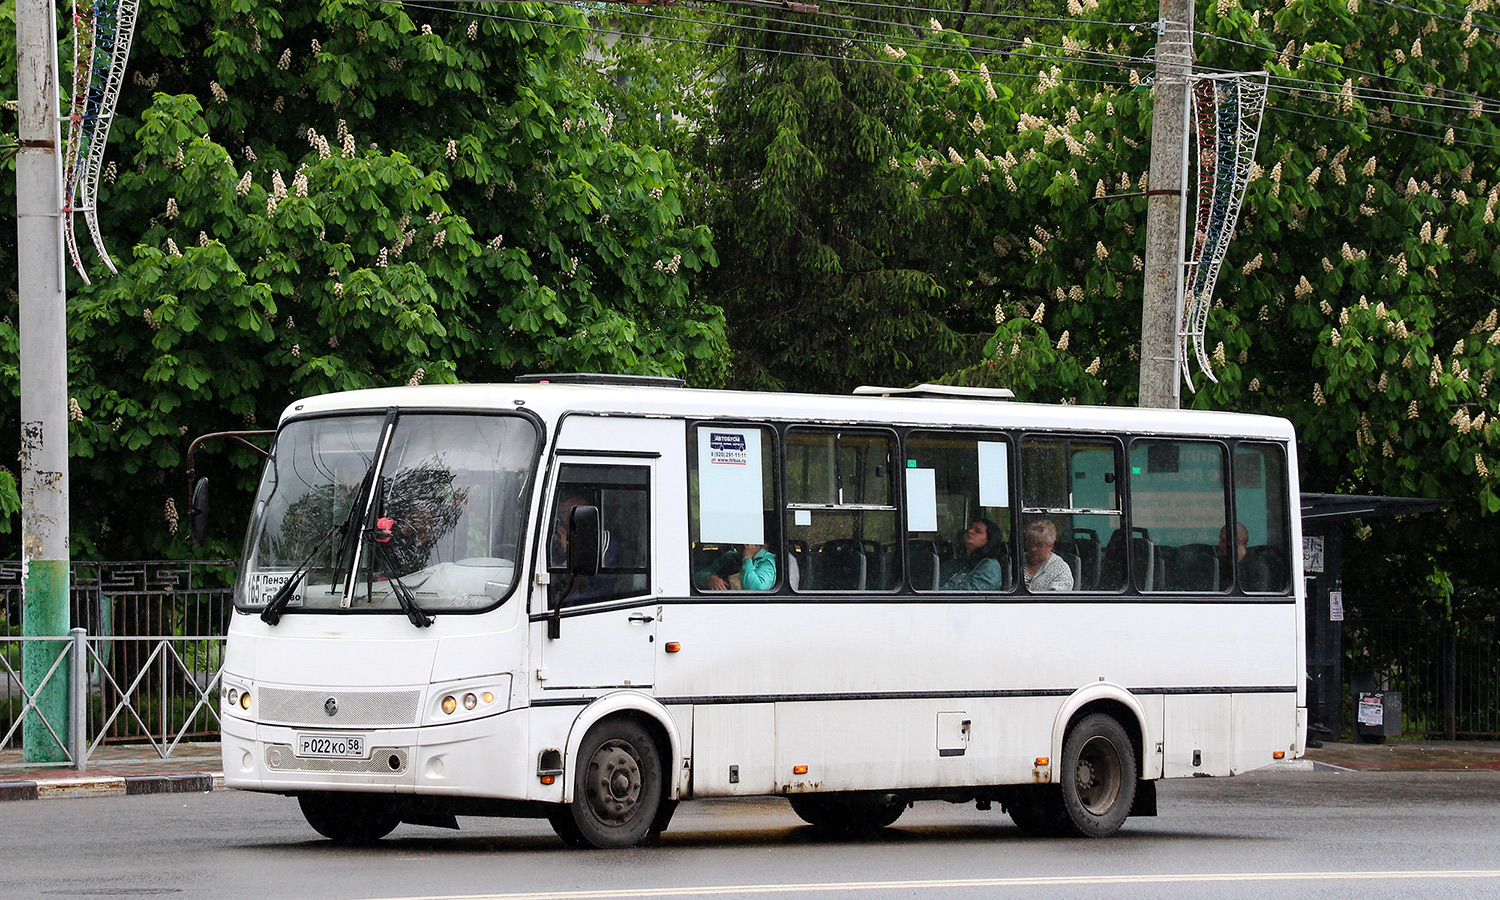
top-left (70, 627), bottom-right (86, 769)
top-left (17, 0), bottom-right (73, 762)
top-left (1137, 0), bottom-right (1194, 409)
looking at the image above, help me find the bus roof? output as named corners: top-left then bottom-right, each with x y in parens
top-left (279, 382), bottom-right (1296, 441)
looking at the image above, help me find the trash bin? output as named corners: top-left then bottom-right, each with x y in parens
top-left (1354, 690), bottom-right (1402, 743)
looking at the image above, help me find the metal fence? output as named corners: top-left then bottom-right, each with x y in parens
top-left (1, 560), bottom-right (236, 768)
top-left (1343, 615), bottom-right (1500, 739)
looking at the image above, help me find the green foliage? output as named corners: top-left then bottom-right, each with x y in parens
top-left (904, 0), bottom-right (1500, 604)
top-left (0, 0), bottom-right (729, 557)
top-left (688, 11), bottom-right (977, 392)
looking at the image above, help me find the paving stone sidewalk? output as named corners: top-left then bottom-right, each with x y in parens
top-left (0, 743), bottom-right (223, 801)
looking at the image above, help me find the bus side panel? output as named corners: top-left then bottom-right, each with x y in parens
top-left (1231, 692), bottom-right (1299, 774)
top-left (774, 698), bottom-right (1058, 792)
top-left (691, 704), bottom-right (775, 796)
top-left (1162, 694), bottom-right (1232, 777)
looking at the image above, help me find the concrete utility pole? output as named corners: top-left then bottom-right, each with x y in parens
top-left (1136, 0), bottom-right (1194, 409)
top-left (16, 0), bottom-right (73, 762)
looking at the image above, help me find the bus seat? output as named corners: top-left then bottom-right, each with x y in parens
top-left (810, 541), bottom-right (866, 590)
top-left (1169, 543), bottom-right (1220, 591)
top-left (1130, 531), bottom-right (1155, 591)
top-left (1072, 529), bottom-right (1102, 590)
top-left (787, 553), bottom-right (801, 590)
top-left (1242, 545), bottom-right (1282, 592)
top-left (908, 540), bottom-right (941, 590)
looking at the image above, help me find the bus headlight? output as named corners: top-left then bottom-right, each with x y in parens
top-left (428, 676), bottom-right (511, 723)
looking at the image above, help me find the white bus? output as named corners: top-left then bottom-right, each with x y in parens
top-left (221, 374), bottom-right (1306, 847)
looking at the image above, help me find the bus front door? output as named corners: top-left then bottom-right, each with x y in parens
top-left (536, 457), bottom-right (658, 693)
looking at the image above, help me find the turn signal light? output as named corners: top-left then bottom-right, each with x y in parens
top-left (481, 691), bottom-right (495, 705)
top-left (793, 765), bottom-right (808, 775)
top-left (441, 695), bottom-right (458, 715)
top-left (1273, 751), bottom-right (1286, 759)
top-left (665, 642), bottom-right (681, 653)
top-left (540, 775), bottom-right (556, 785)
top-left (1034, 757), bottom-right (1050, 767)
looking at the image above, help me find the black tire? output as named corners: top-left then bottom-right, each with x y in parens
top-left (297, 792), bottom-right (401, 845)
top-left (550, 719), bottom-right (663, 849)
top-left (787, 794), bottom-right (906, 835)
top-left (1058, 712), bottom-right (1137, 838)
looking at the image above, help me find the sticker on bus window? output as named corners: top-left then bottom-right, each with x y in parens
top-left (978, 441), bottom-right (1009, 507)
top-left (906, 468), bottom-right (938, 532)
top-left (698, 428), bottom-right (764, 544)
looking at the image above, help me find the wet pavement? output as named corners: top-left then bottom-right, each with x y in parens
top-left (4, 738), bottom-right (1500, 801)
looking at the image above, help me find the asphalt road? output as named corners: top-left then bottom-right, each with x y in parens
top-left (5, 769), bottom-right (1500, 900)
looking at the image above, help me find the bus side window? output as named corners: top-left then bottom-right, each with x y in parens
top-left (689, 424), bottom-right (780, 592)
top-left (905, 431), bottom-right (1015, 592)
top-left (1021, 437), bottom-right (1124, 592)
top-left (548, 463), bottom-right (651, 606)
top-left (1234, 443), bottom-right (1291, 593)
top-left (1129, 440), bottom-right (1230, 593)
top-left (785, 429), bottom-right (900, 592)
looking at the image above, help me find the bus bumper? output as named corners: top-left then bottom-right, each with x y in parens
top-left (221, 707), bottom-right (548, 802)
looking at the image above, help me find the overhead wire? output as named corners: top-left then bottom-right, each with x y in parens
top-left (414, 0), bottom-right (1156, 78)
top-left (390, 0), bottom-right (1500, 150)
top-left (1199, 31), bottom-right (1500, 112)
top-left (1360, 0), bottom-right (1500, 37)
top-left (389, 0), bottom-right (1137, 86)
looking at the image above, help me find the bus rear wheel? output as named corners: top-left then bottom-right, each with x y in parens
top-left (787, 794), bottom-right (906, 835)
top-left (297, 792), bottom-right (401, 845)
top-left (1058, 712), bottom-right (1137, 838)
top-left (550, 719), bottom-right (663, 849)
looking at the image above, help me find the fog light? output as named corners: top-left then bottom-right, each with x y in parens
top-left (441, 695), bottom-right (458, 715)
top-left (239, 691), bottom-right (252, 710)
top-left (463, 693), bottom-right (478, 710)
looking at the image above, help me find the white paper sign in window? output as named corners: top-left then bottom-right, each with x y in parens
top-left (978, 441), bottom-right (1010, 507)
top-left (906, 468), bottom-right (938, 532)
top-left (698, 428), bottom-right (765, 544)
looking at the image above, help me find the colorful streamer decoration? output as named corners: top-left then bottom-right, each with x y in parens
top-left (64, 0), bottom-right (140, 284)
top-left (1180, 72), bottom-right (1268, 391)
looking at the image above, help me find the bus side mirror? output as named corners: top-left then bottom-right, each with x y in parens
top-left (189, 477), bottom-right (210, 547)
top-left (567, 505), bottom-right (603, 576)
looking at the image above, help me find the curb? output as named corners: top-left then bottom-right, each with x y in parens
top-left (0, 773), bottom-right (224, 802)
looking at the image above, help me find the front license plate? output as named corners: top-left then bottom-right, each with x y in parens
top-left (296, 733), bottom-right (367, 759)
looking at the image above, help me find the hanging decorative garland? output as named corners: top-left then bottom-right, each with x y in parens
top-left (63, 0), bottom-right (140, 284)
top-left (1180, 72), bottom-right (1268, 391)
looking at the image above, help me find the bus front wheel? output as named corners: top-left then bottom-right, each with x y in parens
top-left (550, 719), bottom-right (663, 849)
top-left (297, 792), bottom-right (401, 845)
top-left (1058, 712), bottom-right (1137, 838)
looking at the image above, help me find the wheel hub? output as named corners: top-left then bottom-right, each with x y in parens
top-left (586, 740), bottom-right (643, 823)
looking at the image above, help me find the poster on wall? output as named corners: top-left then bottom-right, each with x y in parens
top-left (906, 468), bottom-right (938, 532)
top-left (698, 428), bottom-right (765, 545)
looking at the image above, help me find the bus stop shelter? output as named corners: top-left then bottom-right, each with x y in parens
top-left (1300, 493), bottom-right (1447, 740)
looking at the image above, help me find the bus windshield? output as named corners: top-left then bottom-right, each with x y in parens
top-left (235, 412), bottom-right (539, 615)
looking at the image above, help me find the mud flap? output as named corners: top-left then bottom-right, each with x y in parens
top-left (1128, 779), bottom-right (1157, 817)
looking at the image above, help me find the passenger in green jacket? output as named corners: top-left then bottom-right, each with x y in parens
top-left (695, 543), bottom-right (777, 591)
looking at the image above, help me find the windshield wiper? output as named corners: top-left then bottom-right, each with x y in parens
top-left (259, 517), bottom-right (345, 626)
top-left (368, 525), bottom-right (434, 628)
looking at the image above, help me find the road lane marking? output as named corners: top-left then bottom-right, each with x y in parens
top-left (361, 869), bottom-right (1500, 900)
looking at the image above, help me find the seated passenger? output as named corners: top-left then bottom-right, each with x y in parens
top-left (942, 519), bottom-right (1006, 591)
top-left (695, 543), bottom-right (776, 591)
top-left (1024, 519), bottom-right (1074, 592)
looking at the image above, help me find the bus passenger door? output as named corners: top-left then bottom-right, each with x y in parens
top-left (536, 457), bottom-right (658, 692)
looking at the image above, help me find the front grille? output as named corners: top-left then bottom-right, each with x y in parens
top-left (259, 687), bottom-right (421, 727)
top-left (264, 744), bottom-right (410, 775)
